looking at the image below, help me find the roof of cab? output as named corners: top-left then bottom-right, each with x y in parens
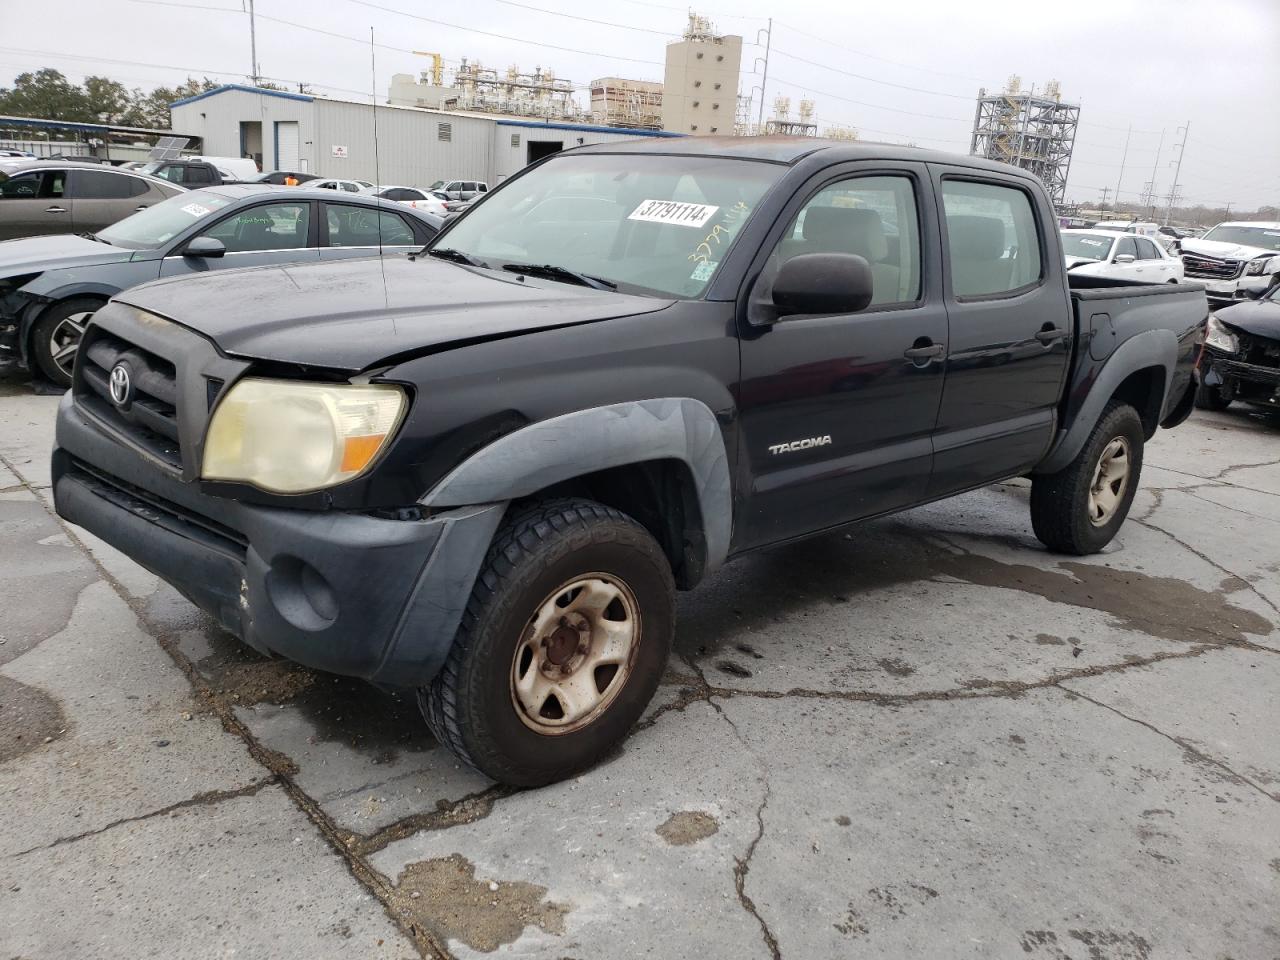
top-left (572, 135), bottom-right (1030, 177)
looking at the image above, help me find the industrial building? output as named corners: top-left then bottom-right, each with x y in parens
top-left (970, 77), bottom-right (1079, 206)
top-left (660, 14), bottom-right (743, 136)
top-left (168, 84), bottom-right (679, 187)
top-left (590, 77), bottom-right (664, 131)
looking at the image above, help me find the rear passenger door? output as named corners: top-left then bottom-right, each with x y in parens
top-left (319, 202), bottom-right (423, 261)
top-left (736, 162), bottom-right (947, 548)
top-left (67, 169), bottom-right (152, 233)
top-left (928, 168), bottom-right (1071, 496)
top-left (1133, 236), bottom-right (1175, 281)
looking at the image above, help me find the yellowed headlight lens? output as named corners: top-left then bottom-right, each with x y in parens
top-left (202, 378), bottom-right (406, 493)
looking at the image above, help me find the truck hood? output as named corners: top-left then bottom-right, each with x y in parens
top-left (1180, 237), bottom-right (1275, 262)
top-left (1216, 297), bottom-right (1280, 340)
top-left (0, 234), bottom-right (134, 277)
top-left (115, 255), bottom-right (674, 370)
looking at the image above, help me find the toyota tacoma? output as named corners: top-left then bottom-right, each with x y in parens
top-left (52, 139), bottom-right (1208, 785)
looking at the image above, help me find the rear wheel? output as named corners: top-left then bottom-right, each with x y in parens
top-left (420, 498), bottom-right (675, 786)
top-left (31, 297), bottom-right (103, 388)
top-left (1030, 401), bottom-right (1145, 555)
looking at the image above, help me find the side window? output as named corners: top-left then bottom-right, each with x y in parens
top-left (478, 183), bottom-right (488, 193)
top-left (774, 175), bottom-right (921, 307)
top-left (325, 204), bottom-right (415, 246)
top-left (941, 179), bottom-right (1042, 298)
top-left (1135, 237), bottom-right (1160, 260)
top-left (128, 177), bottom-right (150, 197)
top-left (156, 165), bottom-right (182, 183)
top-left (0, 172), bottom-right (43, 199)
top-left (318, 181), bottom-right (337, 190)
top-left (200, 202), bottom-right (311, 252)
top-left (72, 170), bottom-right (136, 199)
top-left (185, 166), bottom-right (213, 185)
top-left (1115, 237), bottom-right (1139, 260)
top-left (341, 181), bottom-right (359, 193)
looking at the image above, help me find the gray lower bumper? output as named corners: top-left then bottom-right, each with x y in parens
top-left (53, 394), bottom-right (504, 687)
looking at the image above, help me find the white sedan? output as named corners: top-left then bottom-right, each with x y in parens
top-left (373, 186), bottom-right (450, 216)
top-left (1062, 229), bottom-right (1183, 283)
top-left (309, 178), bottom-right (377, 194)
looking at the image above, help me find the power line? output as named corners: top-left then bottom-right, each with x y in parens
top-left (768, 73), bottom-right (970, 123)
top-left (771, 20), bottom-right (985, 84)
top-left (482, 0), bottom-right (679, 37)
top-left (768, 47), bottom-right (974, 101)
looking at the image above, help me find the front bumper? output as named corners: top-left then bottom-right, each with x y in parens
top-left (1202, 346), bottom-right (1280, 405)
top-left (53, 394), bottom-right (504, 686)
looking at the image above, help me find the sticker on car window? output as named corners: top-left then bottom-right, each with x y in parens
top-left (690, 260), bottom-right (717, 282)
top-left (180, 202), bottom-right (213, 217)
top-left (628, 199), bottom-right (719, 228)
top-left (1079, 238), bottom-right (1108, 248)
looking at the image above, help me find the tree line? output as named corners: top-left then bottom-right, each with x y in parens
top-left (0, 69), bottom-right (304, 130)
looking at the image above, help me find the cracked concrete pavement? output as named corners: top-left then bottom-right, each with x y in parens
top-left (1, 366), bottom-right (1277, 959)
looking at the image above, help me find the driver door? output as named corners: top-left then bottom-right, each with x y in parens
top-left (158, 200), bottom-right (319, 277)
top-left (735, 164), bottom-right (947, 548)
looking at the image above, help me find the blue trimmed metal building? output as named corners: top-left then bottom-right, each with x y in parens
top-left (169, 85), bottom-right (681, 185)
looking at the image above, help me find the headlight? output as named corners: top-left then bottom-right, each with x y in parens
top-left (1204, 314), bottom-right (1239, 354)
top-left (202, 378), bottom-right (407, 493)
top-left (1245, 256), bottom-right (1276, 276)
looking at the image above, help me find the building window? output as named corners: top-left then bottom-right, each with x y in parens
top-left (691, 124), bottom-right (698, 131)
top-left (692, 100), bottom-right (699, 108)
top-left (694, 80), bottom-right (701, 87)
top-left (510, 133), bottom-right (520, 147)
top-left (713, 103), bottom-right (720, 109)
top-left (714, 82), bottom-right (721, 90)
top-left (710, 127), bottom-right (718, 133)
top-left (696, 52), bottom-right (704, 59)
top-left (716, 54), bottom-right (724, 62)
top-left (438, 122), bottom-right (452, 142)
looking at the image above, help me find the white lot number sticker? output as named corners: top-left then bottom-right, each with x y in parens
top-left (628, 199), bottom-right (719, 229)
top-left (180, 202), bottom-right (213, 217)
top-left (1079, 237), bottom-right (1108, 249)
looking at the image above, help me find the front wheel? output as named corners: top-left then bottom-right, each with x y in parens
top-left (1030, 401), bottom-right (1145, 555)
top-left (31, 297), bottom-right (103, 388)
top-left (419, 498), bottom-right (675, 786)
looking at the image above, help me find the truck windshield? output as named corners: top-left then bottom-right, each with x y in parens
top-left (97, 191), bottom-right (233, 249)
top-left (433, 153), bottom-right (783, 298)
top-left (1061, 233), bottom-right (1113, 261)
top-left (1201, 225), bottom-right (1280, 252)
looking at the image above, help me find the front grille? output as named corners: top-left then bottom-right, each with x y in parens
top-left (75, 327), bottom-right (182, 469)
top-left (1237, 330), bottom-right (1280, 370)
top-left (1219, 358), bottom-right (1280, 386)
top-left (1182, 253), bottom-right (1243, 280)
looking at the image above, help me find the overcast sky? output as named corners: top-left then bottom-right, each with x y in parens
top-left (4, 0), bottom-right (1277, 209)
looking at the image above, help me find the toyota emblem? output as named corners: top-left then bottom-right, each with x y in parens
top-left (109, 363), bottom-right (132, 407)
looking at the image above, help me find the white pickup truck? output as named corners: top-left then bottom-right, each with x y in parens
top-left (1178, 221), bottom-right (1280, 303)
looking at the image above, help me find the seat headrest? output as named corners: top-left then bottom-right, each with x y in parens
top-left (802, 206), bottom-right (888, 262)
top-left (948, 215), bottom-right (1005, 260)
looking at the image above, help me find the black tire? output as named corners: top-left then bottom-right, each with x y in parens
top-left (1193, 375), bottom-right (1232, 411)
top-left (419, 498), bottom-right (675, 786)
top-left (31, 297), bottom-right (103, 388)
top-left (1030, 401), bottom-right (1145, 555)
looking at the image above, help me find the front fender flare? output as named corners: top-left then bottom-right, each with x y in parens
top-left (1035, 328), bottom-right (1177, 474)
top-left (16, 282), bottom-right (119, 366)
top-left (419, 398), bottom-right (732, 573)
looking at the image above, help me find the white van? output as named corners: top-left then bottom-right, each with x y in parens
top-left (191, 155), bottom-right (261, 182)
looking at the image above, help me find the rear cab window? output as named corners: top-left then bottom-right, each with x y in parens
top-left (941, 179), bottom-right (1042, 298)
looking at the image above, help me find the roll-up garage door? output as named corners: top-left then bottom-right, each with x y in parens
top-left (275, 121), bottom-right (299, 171)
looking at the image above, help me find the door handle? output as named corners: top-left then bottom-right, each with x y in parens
top-left (45, 206), bottom-right (67, 213)
top-left (903, 343), bottom-right (944, 361)
top-left (1035, 326), bottom-right (1066, 344)
top-left (135, 205), bottom-right (150, 211)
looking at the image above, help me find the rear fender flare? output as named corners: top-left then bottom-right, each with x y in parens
top-left (1036, 328), bottom-right (1177, 474)
top-left (419, 397), bottom-right (732, 573)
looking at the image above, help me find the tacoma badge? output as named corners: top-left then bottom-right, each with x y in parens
top-left (768, 435), bottom-right (832, 455)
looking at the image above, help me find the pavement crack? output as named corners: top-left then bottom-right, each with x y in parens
top-left (1059, 686), bottom-right (1279, 803)
top-left (11, 779), bottom-right (277, 858)
top-left (1212, 457), bottom-right (1280, 482)
top-left (350, 784), bottom-right (515, 857)
top-left (734, 778), bottom-right (781, 960)
top-left (1133, 515), bottom-right (1280, 622)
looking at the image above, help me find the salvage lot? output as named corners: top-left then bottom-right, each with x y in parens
top-left (1, 370), bottom-right (1277, 959)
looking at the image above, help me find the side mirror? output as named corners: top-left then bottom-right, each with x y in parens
top-left (184, 236), bottom-right (226, 259)
top-left (772, 253), bottom-right (874, 318)
top-left (1113, 253), bottom-right (1136, 264)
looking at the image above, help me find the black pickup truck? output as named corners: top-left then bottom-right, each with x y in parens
top-left (51, 139), bottom-right (1207, 785)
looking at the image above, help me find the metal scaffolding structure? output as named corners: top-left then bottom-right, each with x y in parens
top-left (763, 96), bottom-right (817, 137)
top-left (970, 76), bottom-right (1079, 206)
top-left (448, 59), bottom-right (587, 122)
top-left (589, 77), bottom-right (664, 130)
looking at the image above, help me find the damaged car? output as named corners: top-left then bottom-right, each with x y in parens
top-left (1196, 278), bottom-right (1280, 413)
top-left (0, 185), bottom-right (441, 387)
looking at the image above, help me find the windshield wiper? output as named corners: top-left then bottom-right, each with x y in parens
top-left (501, 262), bottom-right (617, 291)
top-left (78, 232), bottom-right (110, 245)
top-left (428, 247), bottom-right (486, 268)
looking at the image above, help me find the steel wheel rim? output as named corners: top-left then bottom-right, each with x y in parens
top-left (1088, 436), bottom-right (1131, 527)
top-left (49, 311), bottom-right (94, 379)
top-left (510, 573), bottom-right (641, 735)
